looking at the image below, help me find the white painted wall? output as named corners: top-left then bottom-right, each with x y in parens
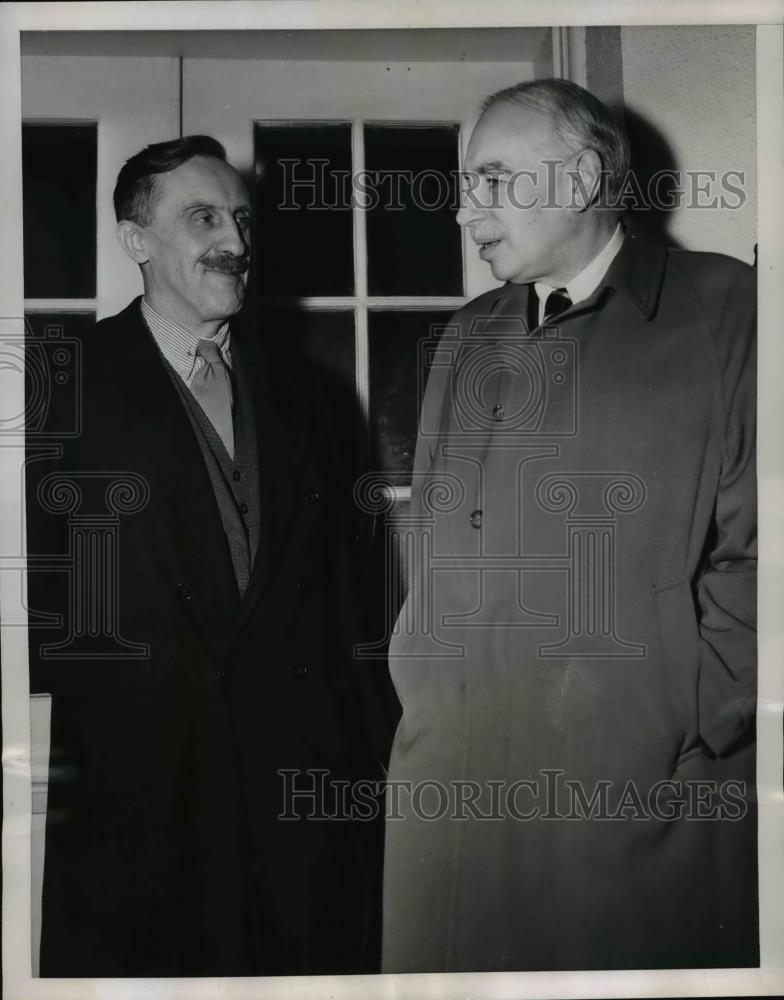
top-left (620, 25), bottom-right (756, 264)
top-left (21, 55), bottom-right (180, 318)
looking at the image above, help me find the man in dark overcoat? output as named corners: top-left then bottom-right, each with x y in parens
top-left (27, 135), bottom-right (395, 976)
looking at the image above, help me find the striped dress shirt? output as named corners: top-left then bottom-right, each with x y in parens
top-left (140, 297), bottom-right (233, 386)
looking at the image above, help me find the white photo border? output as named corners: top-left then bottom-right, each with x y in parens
top-left (1, 3), bottom-right (782, 998)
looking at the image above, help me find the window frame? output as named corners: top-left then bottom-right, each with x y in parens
top-left (254, 117), bottom-right (468, 499)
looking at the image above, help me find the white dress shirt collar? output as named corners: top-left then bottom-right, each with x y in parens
top-left (534, 222), bottom-right (625, 323)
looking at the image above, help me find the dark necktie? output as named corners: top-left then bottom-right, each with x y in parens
top-left (526, 286), bottom-right (572, 329)
top-left (543, 288), bottom-right (572, 322)
top-left (190, 339), bottom-right (235, 458)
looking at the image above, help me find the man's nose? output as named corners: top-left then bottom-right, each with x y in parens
top-left (219, 217), bottom-right (249, 256)
top-left (456, 197), bottom-right (484, 228)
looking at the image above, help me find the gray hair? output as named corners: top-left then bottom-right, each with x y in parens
top-left (481, 78), bottom-right (630, 205)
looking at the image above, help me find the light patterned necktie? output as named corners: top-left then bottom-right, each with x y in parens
top-left (190, 338), bottom-right (235, 458)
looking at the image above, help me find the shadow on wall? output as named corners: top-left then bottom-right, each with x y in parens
top-left (609, 104), bottom-right (684, 250)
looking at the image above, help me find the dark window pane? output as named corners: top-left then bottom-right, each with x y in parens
top-left (24, 313), bottom-right (93, 437)
top-left (365, 125), bottom-right (462, 297)
top-left (257, 305), bottom-right (358, 464)
top-left (254, 124), bottom-right (353, 296)
top-left (24, 311), bottom-right (94, 338)
top-left (258, 306), bottom-right (354, 392)
top-left (369, 311), bottom-right (451, 475)
top-left (23, 125), bottom-right (97, 299)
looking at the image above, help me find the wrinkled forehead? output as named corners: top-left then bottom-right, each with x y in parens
top-left (464, 101), bottom-right (565, 172)
top-left (153, 156), bottom-right (250, 214)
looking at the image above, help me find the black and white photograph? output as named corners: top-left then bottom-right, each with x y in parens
top-left (1, 2), bottom-right (782, 998)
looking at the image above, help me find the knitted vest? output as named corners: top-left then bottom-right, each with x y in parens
top-left (165, 357), bottom-right (260, 597)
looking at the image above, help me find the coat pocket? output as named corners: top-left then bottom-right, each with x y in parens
top-left (653, 578), bottom-right (702, 767)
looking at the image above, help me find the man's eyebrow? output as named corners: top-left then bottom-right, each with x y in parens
top-left (462, 161), bottom-right (512, 176)
top-left (180, 201), bottom-right (252, 215)
top-left (477, 161), bottom-right (512, 174)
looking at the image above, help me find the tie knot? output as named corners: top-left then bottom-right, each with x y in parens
top-left (543, 288), bottom-right (571, 321)
top-left (196, 338), bottom-right (224, 366)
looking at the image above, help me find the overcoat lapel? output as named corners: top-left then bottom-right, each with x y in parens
top-left (231, 331), bottom-right (310, 632)
top-left (113, 300), bottom-right (241, 657)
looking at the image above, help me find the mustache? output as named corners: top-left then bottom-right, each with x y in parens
top-left (200, 251), bottom-right (250, 275)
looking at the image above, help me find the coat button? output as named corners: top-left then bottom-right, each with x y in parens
top-left (292, 662), bottom-right (309, 678)
top-left (232, 470), bottom-right (241, 482)
top-left (176, 582), bottom-right (192, 601)
top-left (240, 502), bottom-right (248, 514)
top-left (305, 489), bottom-right (320, 502)
top-left (492, 403), bottom-right (505, 421)
top-left (470, 509), bottom-right (483, 529)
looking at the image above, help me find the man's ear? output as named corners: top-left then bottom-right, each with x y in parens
top-left (569, 149), bottom-right (604, 211)
top-left (116, 220), bottom-right (150, 265)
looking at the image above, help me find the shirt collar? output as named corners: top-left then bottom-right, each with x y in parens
top-left (141, 298), bottom-right (231, 382)
top-left (534, 221), bottom-right (625, 315)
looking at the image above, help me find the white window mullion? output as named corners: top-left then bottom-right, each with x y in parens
top-left (367, 297), bottom-right (466, 311)
top-left (24, 299), bottom-right (97, 312)
top-left (352, 119), bottom-right (370, 424)
top-left (257, 296), bottom-right (466, 311)
top-left (257, 296), bottom-right (355, 310)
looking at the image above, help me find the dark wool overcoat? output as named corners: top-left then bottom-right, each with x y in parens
top-left (27, 299), bottom-right (396, 977)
